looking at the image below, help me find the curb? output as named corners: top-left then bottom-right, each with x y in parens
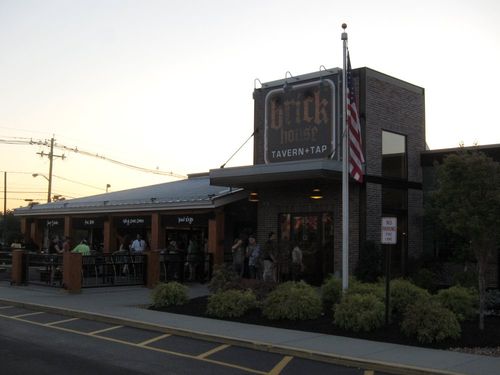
top-left (0, 298), bottom-right (464, 375)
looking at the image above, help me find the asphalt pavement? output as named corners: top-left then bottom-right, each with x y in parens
top-left (0, 282), bottom-right (498, 375)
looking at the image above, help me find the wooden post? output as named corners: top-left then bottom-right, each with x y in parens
top-left (63, 252), bottom-right (82, 293)
top-left (208, 210), bottom-right (225, 266)
top-left (11, 249), bottom-right (25, 285)
top-left (146, 250), bottom-right (160, 288)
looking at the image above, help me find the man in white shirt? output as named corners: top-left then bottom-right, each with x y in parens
top-left (130, 234), bottom-right (146, 253)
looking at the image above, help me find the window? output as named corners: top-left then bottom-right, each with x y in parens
top-left (382, 131), bottom-right (407, 179)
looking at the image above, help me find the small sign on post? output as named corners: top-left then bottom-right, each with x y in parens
top-left (381, 217), bottom-right (397, 326)
top-left (381, 217), bottom-right (397, 244)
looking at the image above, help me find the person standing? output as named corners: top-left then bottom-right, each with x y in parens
top-left (262, 232), bottom-right (277, 282)
top-left (291, 243), bottom-right (304, 281)
top-left (246, 236), bottom-right (261, 279)
top-left (71, 239), bottom-right (91, 256)
top-left (130, 234), bottom-right (146, 253)
top-left (231, 237), bottom-right (245, 277)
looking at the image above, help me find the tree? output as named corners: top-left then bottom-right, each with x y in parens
top-left (0, 210), bottom-right (22, 248)
top-left (431, 150), bottom-right (500, 330)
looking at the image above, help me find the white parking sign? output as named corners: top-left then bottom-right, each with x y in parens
top-left (381, 217), bottom-right (397, 244)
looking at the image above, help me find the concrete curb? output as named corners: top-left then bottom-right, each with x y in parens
top-left (0, 298), bottom-right (464, 375)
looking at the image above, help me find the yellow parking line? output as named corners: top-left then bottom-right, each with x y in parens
top-left (363, 371), bottom-right (374, 375)
top-left (268, 355), bottom-right (293, 375)
top-left (45, 317), bottom-right (80, 326)
top-left (138, 333), bottom-right (171, 346)
top-left (88, 325), bottom-right (123, 335)
top-left (13, 311), bottom-right (45, 318)
top-left (197, 344), bottom-right (230, 359)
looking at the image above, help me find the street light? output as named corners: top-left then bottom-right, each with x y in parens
top-left (32, 173), bottom-right (51, 203)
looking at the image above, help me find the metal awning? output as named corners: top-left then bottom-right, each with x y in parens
top-left (209, 159), bottom-right (343, 189)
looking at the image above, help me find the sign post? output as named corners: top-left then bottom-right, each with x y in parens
top-left (381, 217), bottom-right (397, 325)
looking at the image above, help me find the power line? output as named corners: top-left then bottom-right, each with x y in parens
top-left (0, 137), bottom-right (186, 178)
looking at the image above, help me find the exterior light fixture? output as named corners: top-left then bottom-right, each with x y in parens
top-left (248, 192), bottom-right (259, 202)
top-left (310, 188), bottom-right (323, 200)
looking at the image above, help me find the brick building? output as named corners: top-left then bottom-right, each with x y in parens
top-left (15, 66), bottom-right (427, 284)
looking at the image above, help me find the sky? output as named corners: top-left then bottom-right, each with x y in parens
top-left (1, 0), bottom-right (499, 210)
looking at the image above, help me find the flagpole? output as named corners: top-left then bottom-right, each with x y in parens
top-left (341, 23), bottom-right (349, 291)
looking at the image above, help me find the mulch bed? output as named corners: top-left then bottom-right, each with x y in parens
top-left (150, 296), bottom-right (500, 351)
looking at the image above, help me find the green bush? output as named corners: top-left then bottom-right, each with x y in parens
top-left (239, 279), bottom-right (278, 301)
top-left (401, 299), bottom-right (461, 344)
top-left (355, 240), bottom-right (383, 282)
top-left (151, 282), bottom-right (188, 308)
top-left (334, 294), bottom-right (385, 332)
top-left (347, 279), bottom-right (385, 301)
top-left (434, 285), bottom-right (478, 322)
top-left (320, 276), bottom-right (342, 309)
top-left (412, 268), bottom-right (438, 292)
top-left (452, 269), bottom-right (478, 290)
top-left (208, 264), bottom-right (240, 293)
top-left (207, 289), bottom-right (257, 318)
top-left (262, 281), bottom-right (322, 321)
top-left (390, 279), bottom-right (430, 315)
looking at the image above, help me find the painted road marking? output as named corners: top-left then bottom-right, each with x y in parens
top-left (196, 344), bottom-right (230, 359)
top-left (137, 333), bottom-right (172, 346)
top-left (0, 305), bottom-right (14, 310)
top-left (0, 312), bottom-right (265, 374)
top-left (12, 311), bottom-right (45, 319)
top-left (88, 325), bottom-right (123, 335)
top-left (45, 317), bottom-right (80, 326)
top-left (268, 355), bottom-right (293, 375)
top-left (364, 371), bottom-right (374, 375)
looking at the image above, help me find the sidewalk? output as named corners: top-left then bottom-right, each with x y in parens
top-left (0, 282), bottom-right (498, 375)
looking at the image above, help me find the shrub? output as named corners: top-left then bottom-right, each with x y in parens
top-left (240, 278), bottom-right (278, 301)
top-left (355, 240), bottom-right (383, 282)
top-left (390, 279), bottom-right (430, 315)
top-left (485, 289), bottom-right (500, 311)
top-left (207, 289), bottom-right (257, 318)
top-left (334, 294), bottom-right (385, 332)
top-left (434, 285), bottom-right (478, 321)
top-left (320, 276), bottom-right (342, 309)
top-left (151, 282), bottom-right (188, 308)
top-left (401, 299), bottom-right (461, 344)
top-left (347, 279), bottom-right (385, 301)
top-left (208, 264), bottom-right (240, 293)
top-left (452, 269), bottom-right (478, 290)
top-left (262, 281), bottom-right (322, 321)
top-left (412, 268), bottom-right (438, 293)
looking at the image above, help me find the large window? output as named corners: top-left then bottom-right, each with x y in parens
top-left (279, 213), bottom-right (334, 284)
top-left (382, 131), bottom-right (407, 179)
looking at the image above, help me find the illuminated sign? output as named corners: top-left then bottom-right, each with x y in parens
top-left (264, 79), bottom-right (336, 163)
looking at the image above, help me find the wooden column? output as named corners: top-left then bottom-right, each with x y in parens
top-left (208, 210), bottom-right (225, 265)
top-left (64, 215), bottom-right (72, 239)
top-left (103, 217), bottom-right (114, 254)
top-left (30, 221), bottom-right (42, 252)
top-left (20, 218), bottom-right (29, 242)
top-left (146, 250), bottom-right (160, 288)
top-left (11, 249), bottom-right (25, 285)
top-left (63, 252), bottom-right (82, 293)
top-left (150, 213), bottom-right (164, 251)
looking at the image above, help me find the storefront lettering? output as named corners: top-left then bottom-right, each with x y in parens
top-left (271, 145), bottom-right (328, 159)
top-left (270, 89), bottom-right (329, 130)
top-left (46, 220), bottom-right (60, 227)
top-left (122, 218), bottom-right (145, 226)
top-left (84, 219), bottom-right (95, 226)
top-left (177, 216), bottom-right (194, 225)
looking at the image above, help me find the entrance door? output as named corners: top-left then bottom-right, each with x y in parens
top-left (279, 213), bottom-right (334, 284)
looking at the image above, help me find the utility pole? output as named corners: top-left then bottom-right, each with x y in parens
top-left (3, 172), bottom-right (6, 248)
top-left (37, 137), bottom-right (65, 203)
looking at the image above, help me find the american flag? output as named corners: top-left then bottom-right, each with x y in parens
top-left (346, 52), bottom-right (365, 183)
